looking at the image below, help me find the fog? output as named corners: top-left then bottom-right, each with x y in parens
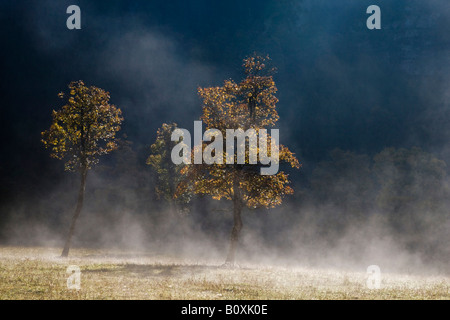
top-left (0, 0), bottom-right (449, 276)
top-left (2, 146), bottom-right (448, 275)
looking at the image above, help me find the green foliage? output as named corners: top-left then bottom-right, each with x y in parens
top-left (41, 80), bottom-right (123, 171)
top-left (147, 123), bottom-right (191, 209)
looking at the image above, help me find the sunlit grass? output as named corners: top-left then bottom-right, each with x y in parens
top-left (0, 247), bottom-right (448, 300)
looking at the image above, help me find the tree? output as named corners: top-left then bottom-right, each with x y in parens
top-left (41, 80), bottom-right (123, 257)
top-left (147, 123), bottom-right (191, 212)
top-left (176, 55), bottom-right (300, 265)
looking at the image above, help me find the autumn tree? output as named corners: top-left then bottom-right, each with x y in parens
top-left (41, 80), bottom-right (123, 257)
top-left (176, 55), bottom-right (300, 265)
top-left (147, 123), bottom-right (191, 213)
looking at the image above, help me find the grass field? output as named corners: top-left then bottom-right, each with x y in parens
top-left (0, 246), bottom-right (448, 300)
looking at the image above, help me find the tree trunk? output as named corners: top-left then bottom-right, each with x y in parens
top-left (225, 179), bottom-right (243, 265)
top-left (61, 165), bottom-right (88, 257)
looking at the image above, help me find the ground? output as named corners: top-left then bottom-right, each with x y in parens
top-left (0, 247), bottom-right (448, 300)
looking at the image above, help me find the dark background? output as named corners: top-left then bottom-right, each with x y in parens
top-left (0, 0), bottom-right (449, 272)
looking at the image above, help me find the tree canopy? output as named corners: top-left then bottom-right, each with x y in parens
top-left (147, 123), bottom-right (191, 209)
top-left (41, 80), bottom-right (123, 172)
top-left (177, 55), bottom-right (300, 210)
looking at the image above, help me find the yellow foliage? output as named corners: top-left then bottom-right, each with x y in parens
top-left (176, 55), bottom-right (301, 209)
top-left (41, 80), bottom-right (123, 171)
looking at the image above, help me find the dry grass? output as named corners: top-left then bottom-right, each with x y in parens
top-left (0, 247), bottom-right (448, 300)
